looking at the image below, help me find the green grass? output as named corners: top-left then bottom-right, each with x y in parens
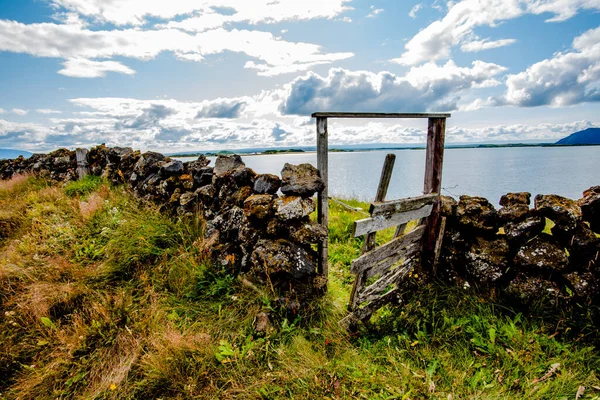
top-left (64, 175), bottom-right (105, 197)
top-left (0, 178), bottom-right (599, 399)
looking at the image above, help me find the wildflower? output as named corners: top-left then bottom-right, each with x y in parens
top-left (110, 383), bottom-right (117, 391)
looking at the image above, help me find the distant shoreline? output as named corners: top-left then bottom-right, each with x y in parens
top-left (169, 142), bottom-right (600, 158)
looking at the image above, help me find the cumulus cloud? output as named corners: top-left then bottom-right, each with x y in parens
top-left (0, 20), bottom-right (353, 77)
top-left (502, 26), bottom-right (600, 107)
top-left (393, 0), bottom-right (600, 65)
top-left (194, 98), bottom-right (249, 119)
top-left (58, 58), bottom-right (136, 78)
top-left (278, 62), bottom-right (507, 115)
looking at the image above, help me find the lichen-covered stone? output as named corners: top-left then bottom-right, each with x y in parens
top-left (159, 160), bottom-right (184, 177)
top-left (274, 196), bottom-right (315, 221)
top-left (244, 194), bottom-right (274, 220)
top-left (504, 215), bottom-right (545, 244)
top-left (134, 152), bottom-right (165, 176)
top-left (179, 191), bottom-right (197, 207)
top-left (213, 154), bottom-right (245, 176)
top-left (440, 195), bottom-right (457, 218)
top-left (500, 192), bottom-right (531, 207)
top-left (231, 167), bottom-right (257, 187)
top-left (250, 239), bottom-right (315, 280)
top-left (456, 195), bottom-right (500, 233)
top-left (565, 271), bottom-right (597, 298)
top-left (254, 174), bottom-right (281, 195)
top-left (192, 167), bottom-right (213, 187)
top-left (514, 236), bottom-right (568, 272)
top-left (552, 223), bottom-right (600, 265)
top-left (498, 204), bottom-right (530, 222)
top-left (464, 236), bottom-right (509, 285)
top-left (534, 194), bottom-right (581, 232)
top-left (506, 274), bottom-right (562, 305)
top-left (579, 186), bottom-right (600, 232)
top-left (287, 221), bottom-right (328, 244)
top-left (280, 163), bottom-right (324, 197)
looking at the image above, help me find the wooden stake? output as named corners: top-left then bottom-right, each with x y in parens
top-left (317, 117), bottom-right (329, 279)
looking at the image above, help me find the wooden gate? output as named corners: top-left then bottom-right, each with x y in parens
top-left (347, 154), bottom-right (437, 321)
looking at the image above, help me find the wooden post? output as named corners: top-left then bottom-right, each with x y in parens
top-left (422, 117), bottom-right (446, 272)
top-left (349, 154), bottom-right (395, 310)
top-left (316, 117), bottom-right (329, 279)
top-left (76, 148), bottom-right (89, 180)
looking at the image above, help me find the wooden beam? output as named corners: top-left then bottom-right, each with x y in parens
top-left (363, 242), bottom-right (420, 279)
top-left (356, 259), bottom-right (414, 305)
top-left (352, 288), bottom-right (401, 321)
top-left (351, 225), bottom-right (425, 274)
top-left (75, 148), bottom-right (89, 180)
top-left (363, 154), bottom-right (396, 252)
top-left (311, 112), bottom-right (451, 119)
top-left (422, 117), bottom-right (447, 272)
top-left (369, 194), bottom-right (437, 217)
top-left (353, 204), bottom-right (433, 237)
top-left (316, 117), bottom-right (329, 279)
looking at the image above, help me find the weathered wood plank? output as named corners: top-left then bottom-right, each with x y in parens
top-left (357, 259), bottom-right (414, 305)
top-left (353, 204), bottom-right (433, 237)
top-left (364, 242), bottom-right (419, 279)
top-left (369, 194), bottom-right (437, 217)
top-left (363, 154), bottom-right (396, 253)
top-left (432, 216), bottom-right (447, 274)
top-left (317, 117), bottom-right (329, 278)
top-left (75, 148), bottom-right (89, 180)
top-left (422, 117), bottom-right (447, 272)
top-left (311, 112), bottom-right (451, 119)
top-left (353, 288), bottom-right (401, 321)
top-left (351, 225), bottom-right (425, 274)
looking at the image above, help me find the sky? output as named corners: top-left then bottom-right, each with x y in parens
top-left (0, 0), bottom-right (599, 152)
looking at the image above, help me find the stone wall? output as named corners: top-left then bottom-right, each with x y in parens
top-left (438, 189), bottom-right (600, 310)
top-left (0, 146), bottom-right (327, 310)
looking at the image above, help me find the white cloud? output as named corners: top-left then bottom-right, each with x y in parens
top-left (503, 26), bottom-right (600, 107)
top-left (59, 58), bottom-right (136, 78)
top-left (11, 108), bottom-right (28, 116)
top-left (409, 4), bottom-right (423, 18)
top-left (461, 38), bottom-right (517, 52)
top-left (0, 108), bottom-right (5, 114)
top-left (367, 7), bottom-right (384, 18)
top-left (36, 109), bottom-right (63, 114)
top-left (0, 20), bottom-right (353, 77)
top-left (393, 0), bottom-right (600, 65)
top-left (278, 62), bottom-right (507, 115)
top-left (51, 0), bottom-right (352, 27)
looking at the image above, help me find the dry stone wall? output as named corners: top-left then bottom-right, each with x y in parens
top-left (438, 189), bottom-right (600, 311)
top-left (0, 146), bottom-right (327, 310)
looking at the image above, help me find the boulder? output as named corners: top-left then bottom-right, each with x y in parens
top-left (179, 192), bottom-right (197, 207)
top-left (534, 194), bottom-right (581, 232)
top-left (274, 196), bottom-right (315, 221)
top-left (564, 271), bottom-right (597, 298)
top-left (498, 204), bottom-right (530, 222)
top-left (287, 221), bottom-right (328, 244)
top-left (250, 239), bottom-right (316, 281)
top-left (464, 236), bottom-right (509, 285)
top-left (440, 195), bottom-right (457, 218)
top-left (514, 236), bottom-right (568, 272)
top-left (254, 174), bottom-right (281, 195)
top-left (499, 192), bottom-right (531, 207)
top-left (579, 186), bottom-right (600, 232)
top-left (456, 195), bottom-right (500, 233)
top-left (280, 163), bottom-right (324, 197)
top-left (505, 274), bottom-right (562, 305)
top-left (504, 215), bottom-right (545, 244)
top-left (192, 167), bottom-right (213, 187)
top-left (134, 152), bottom-right (165, 176)
top-left (244, 194), bottom-right (274, 221)
top-left (159, 160), bottom-right (184, 177)
top-left (231, 167), bottom-right (257, 187)
top-left (552, 223), bottom-right (599, 266)
top-left (213, 154), bottom-right (245, 176)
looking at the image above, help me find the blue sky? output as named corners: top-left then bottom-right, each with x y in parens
top-left (0, 0), bottom-right (599, 152)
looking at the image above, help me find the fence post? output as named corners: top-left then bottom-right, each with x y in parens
top-left (422, 117), bottom-right (447, 272)
top-left (76, 148), bottom-right (89, 180)
top-left (316, 117), bottom-right (329, 279)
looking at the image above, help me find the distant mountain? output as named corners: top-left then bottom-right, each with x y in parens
top-left (0, 149), bottom-right (32, 160)
top-left (555, 128), bottom-right (600, 145)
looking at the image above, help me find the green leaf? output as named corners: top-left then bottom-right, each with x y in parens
top-left (40, 317), bottom-right (56, 329)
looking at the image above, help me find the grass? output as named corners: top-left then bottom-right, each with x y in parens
top-left (0, 177), bottom-right (599, 399)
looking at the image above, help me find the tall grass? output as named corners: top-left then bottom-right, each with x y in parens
top-left (0, 180), bottom-right (599, 399)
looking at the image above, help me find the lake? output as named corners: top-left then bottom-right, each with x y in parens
top-left (176, 146), bottom-right (600, 204)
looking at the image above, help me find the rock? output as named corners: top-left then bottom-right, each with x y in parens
top-left (498, 204), bottom-right (530, 222)
top-left (213, 206), bottom-right (247, 243)
top-left (254, 174), bottom-right (281, 195)
top-left (244, 194), bottom-right (274, 221)
top-left (159, 160), bottom-right (184, 177)
top-left (179, 192), bottom-right (197, 207)
top-left (213, 155), bottom-right (245, 176)
top-left (552, 223), bottom-right (599, 265)
top-left (196, 185), bottom-right (216, 205)
top-left (250, 239), bottom-right (316, 281)
top-left (231, 167), bottom-right (257, 187)
top-left (579, 187), bottom-right (600, 232)
top-left (514, 236), bottom-right (568, 272)
top-left (456, 195), bottom-right (500, 233)
top-left (184, 155), bottom-right (210, 173)
top-left (274, 196), bottom-right (315, 221)
top-left (134, 152), bottom-right (165, 176)
top-left (254, 312), bottom-right (271, 333)
top-left (534, 194), bottom-right (581, 232)
top-left (504, 215), bottom-right (545, 244)
top-left (280, 163), bottom-right (324, 197)
top-left (506, 274), bottom-right (562, 305)
top-left (231, 186), bottom-right (254, 206)
top-left (464, 236), bottom-right (509, 285)
top-left (500, 192), bottom-right (531, 207)
top-left (565, 271), bottom-right (597, 298)
top-left (287, 221), bottom-right (328, 244)
top-left (440, 195), bottom-right (457, 218)
top-left (193, 167), bottom-right (213, 187)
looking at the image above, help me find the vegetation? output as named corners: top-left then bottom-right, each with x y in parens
top-left (1, 177), bottom-right (599, 399)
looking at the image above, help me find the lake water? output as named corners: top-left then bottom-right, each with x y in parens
top-left (176, 146), bottom-right (600, 204)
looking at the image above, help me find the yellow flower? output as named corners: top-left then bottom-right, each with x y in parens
top-left (109, 384), bottom-right (117, 391)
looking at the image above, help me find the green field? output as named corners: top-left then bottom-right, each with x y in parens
top-left (1, 176), bottom-right (599, 399)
